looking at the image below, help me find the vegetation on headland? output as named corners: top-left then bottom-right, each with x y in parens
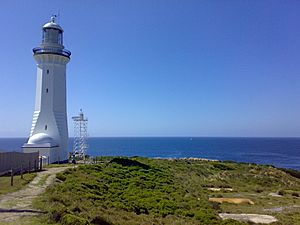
top-left (34, 157), bottom-right (300, 225)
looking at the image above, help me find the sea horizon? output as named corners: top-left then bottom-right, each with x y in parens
top-left (1, 136), bottom-right (300, 139)
top-left (1, 137), bottom-right (300, 171)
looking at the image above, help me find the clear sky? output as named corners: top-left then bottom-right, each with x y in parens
top-left (0, 0), bottom-right (299, 137)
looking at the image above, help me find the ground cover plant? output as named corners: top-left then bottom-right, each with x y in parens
top-left (34, 157), bottom-right (300, 224)
top-left (0, 172), bottom-right (36, 195)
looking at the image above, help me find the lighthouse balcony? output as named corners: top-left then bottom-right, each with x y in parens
top-left (33, 47), bottom-right (71, 58)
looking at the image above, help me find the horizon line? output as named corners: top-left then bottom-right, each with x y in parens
top-left (1, 136), bottom-right (300, 139)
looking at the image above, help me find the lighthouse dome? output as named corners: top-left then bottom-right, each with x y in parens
top-left (28, 133), bottom-right (58, 146)
top-left (43, 16), bottom-right (63, 31)
top-left (43, 21), bottom-right (63, 31)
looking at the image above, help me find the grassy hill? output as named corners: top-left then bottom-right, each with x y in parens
top-left (34, 157), bottom-right (300, 225)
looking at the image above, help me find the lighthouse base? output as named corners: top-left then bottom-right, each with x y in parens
top-left (22, 146), bottom-right (64, 164)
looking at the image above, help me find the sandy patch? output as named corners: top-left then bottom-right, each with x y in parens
top-left (209, 197), bottom-right (254, 205)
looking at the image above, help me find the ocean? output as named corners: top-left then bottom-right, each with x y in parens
top-left (1, 137), bottom-right (300, 170)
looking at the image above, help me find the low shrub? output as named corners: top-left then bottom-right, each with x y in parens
top-left (56, 173), bottom-right (67, 182)
top-left (49, 204), bottom-right (69, 222)
top-left (211, 201), bottom-right (221, 211)
top-left (280, 168), bottom-right (300, 179)
top-left (194, 209), bottom-right (218, 224)
top-left (90, 216), bottom-right (112, 225)
top-left (220, 219), bottom-right (247, 225)
top-left (255, 188), bottom-right (264, 193)
top-left (109, 158), bottom-right (150, 169)
top-left (61, 214), bottom-right (89, 225)
top-left (212, 163), bottom-right (234, 171)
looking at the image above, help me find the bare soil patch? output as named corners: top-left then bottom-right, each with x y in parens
top-left (209, 197), bottom-right (254, 205)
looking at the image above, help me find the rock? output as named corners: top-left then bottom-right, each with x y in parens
top-left (263, 207), bottom-right (283, 212)
top-left (219, 213), bottom-right (278, 224)
top-left (208, 188), bottom-right (233, 192)
top-left (208, 188), bottom-right (221, 191)
top-left (268, 192), bottom-right (283, 197)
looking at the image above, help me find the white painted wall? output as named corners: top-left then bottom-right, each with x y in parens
top-left (26, 54), bottom-right (70, 162)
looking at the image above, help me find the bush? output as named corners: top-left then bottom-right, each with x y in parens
top-left (61, 214), bottom-right (89, 225)
top-left (194, 209), bottom-right (218, 224)
top-left (212, 163), bottom-right (234, 171)
top-left (109, 157), bottom-right (150, 169)
top-left (56, 173), bottom-right (67, 182)
top-left (176, 209), bottom-right (194, 217)
top-left (211, 201), bottom-right (221, 211)
top-left (220, 219), bottom-right (246, 225)
top-left (278, 190), bottom-right (285, 196)
top-left (255, 188), bottom-right (264, 193)
top-left (219, 184), bottom-right (232, 188)
top-left (49, 204), bottom-right (69, 222)
top-left (91, 216), bottom-right (111, 225)
top-left (280, 168), bottom-right (300, 179)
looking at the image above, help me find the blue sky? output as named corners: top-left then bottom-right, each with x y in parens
top-left (0, 0), bottom-right (299, 137)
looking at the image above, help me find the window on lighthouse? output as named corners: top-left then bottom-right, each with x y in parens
top-left (47, 69), bottom-right (49, 74)
top-left (45, 125), bottom-right (48, 130)
top-left (46, 88), bottom-right (49, 93)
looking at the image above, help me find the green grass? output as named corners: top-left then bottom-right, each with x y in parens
top-left (0, 172), bottom-right (36, 196)
top-left (44, 163), bottom-right (73, 168)
top-left (33, 157), bottom-right (300, 225)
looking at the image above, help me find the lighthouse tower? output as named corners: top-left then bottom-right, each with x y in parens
top-left (23, 16), bottom-right (71, 163)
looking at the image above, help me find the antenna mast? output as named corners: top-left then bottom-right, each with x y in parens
top-left (57, 10), bottom-right (60, 24)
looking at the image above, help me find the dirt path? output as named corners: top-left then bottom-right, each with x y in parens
top-left (0, 167), bottom-right (71, 224)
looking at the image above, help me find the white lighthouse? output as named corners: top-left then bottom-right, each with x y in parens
top-left (23, 16), bottom-right (71, 163)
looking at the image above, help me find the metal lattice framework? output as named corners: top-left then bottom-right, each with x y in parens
top-left (72, 109), bottom-right (88, 158)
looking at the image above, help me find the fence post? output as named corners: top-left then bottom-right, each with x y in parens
top-left (10, 169), bottom-right (13, 186)
top-left (28, 161), bottom-right (31, 173)
top-left (21, 164), bottom-right (23, 179)
top-left (40, 157), bottom-right (42, 171)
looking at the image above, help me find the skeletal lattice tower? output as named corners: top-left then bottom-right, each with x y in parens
top-left (72, 109), bottom-right (88, 157)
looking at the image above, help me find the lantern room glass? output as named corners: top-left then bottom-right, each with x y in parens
top-left (42, 28), bottom-right (63, 45)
